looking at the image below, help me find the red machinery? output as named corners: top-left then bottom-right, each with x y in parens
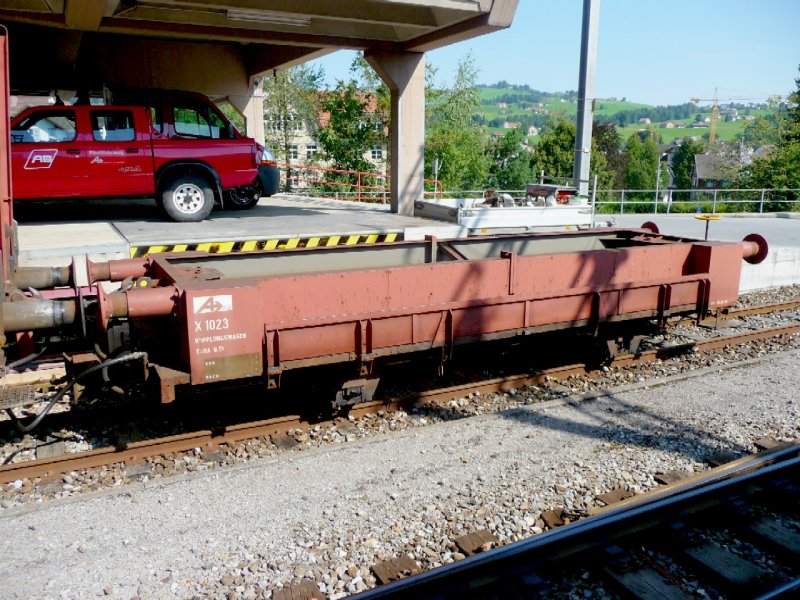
top-left (0, 28), bottom-right (769, 424)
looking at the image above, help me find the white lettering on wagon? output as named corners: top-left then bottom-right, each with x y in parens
top-left (193, 331), bottom-right (248, 356)
top-left (194, 333), bottom-right (246, 344)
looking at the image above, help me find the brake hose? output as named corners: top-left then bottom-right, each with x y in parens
top-left (5, 351), bottom-right (148, 433)
top-left (5, 346), bottom-right (47, 370)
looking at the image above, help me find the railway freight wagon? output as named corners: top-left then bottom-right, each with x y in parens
top-left (41, 228), bottom-right (759, 406)
top-left (0, 227), bottom-right (768, 420)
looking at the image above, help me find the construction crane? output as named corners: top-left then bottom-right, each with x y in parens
top-left (689, 88), bottom-right (722, 143)
top-left (689, 89), bottom-right (766, 144)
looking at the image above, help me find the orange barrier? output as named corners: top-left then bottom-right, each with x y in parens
top-left (276, 163), bottom-right (442, 202)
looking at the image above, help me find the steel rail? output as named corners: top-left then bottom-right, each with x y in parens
top-left (353, 443), bottom-right (800, 599)
top-left (721, 299), bottom-right (800, 318)
top-left (1, 319), bottom-right (799, 485)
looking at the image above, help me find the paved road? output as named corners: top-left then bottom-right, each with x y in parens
top-left (613, 214), bottom-right (799, 248)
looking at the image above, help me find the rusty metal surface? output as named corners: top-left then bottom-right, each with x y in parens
top-left (2, 298), bottom-right (77, 332)
top-left (85, 229), bottom-right (762, 386)
top-left (722, 300), bottom-right (800, 319)
top-left (173, 239), bottom-right (735, 384)
top-left (0, 414), bottom-right (304, 483)
top-left (1, 27), bottom-right (13, 284)
top-left (150, 364), bottom-right (190, 404)
top-left (86, 257), bottom-right (150, 285)
top-left (11, 266), bottom-right (72, 290)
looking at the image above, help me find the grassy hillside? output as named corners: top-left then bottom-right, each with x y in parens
top-left (476, 84), bottom-right (770, 144)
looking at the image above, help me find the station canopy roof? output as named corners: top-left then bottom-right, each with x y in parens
top-left (0, 1), bottom-right (518, 96)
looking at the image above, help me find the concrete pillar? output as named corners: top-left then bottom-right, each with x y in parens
top-left (229, 79), bottom-right (265, 146)
top-left (365, 50), bottom-right (425, 216)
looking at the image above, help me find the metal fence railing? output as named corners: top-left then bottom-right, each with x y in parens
top-left (275, 164), bottom-right (798, 216)
top-left (277, 163), bottom-right (443, 203)
top-left (592, 188), bottom-right (800, 215)
top-left (407, 187), bottom-right (800, 215)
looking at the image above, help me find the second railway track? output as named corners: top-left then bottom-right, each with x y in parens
top-left (355, 442), bottom-right (800, 599)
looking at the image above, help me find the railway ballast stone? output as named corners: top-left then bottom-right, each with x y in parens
top-left (1, 285), bottom-right (799, 597)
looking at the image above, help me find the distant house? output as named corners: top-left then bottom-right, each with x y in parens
top-left (744, 115), bottom-right (756, 121)
top-left (638, 117), bottom-right (651, 124)
top-left (527, 125), bottom-right (539, 136)
top-left (496, 102), bottom-right (508, 108)
top-left (503, 121), bottom-right (522, 129)
top-left (753, 145), bottom-right (773, 159)
top-left (266, 92), bottom-right (388, 185)
top-left (673, 122), bottom-right (685, 128)
top-left (662, 121), bottom-right (675, 129)
top-left (691, 152), bottom-right (738, 194)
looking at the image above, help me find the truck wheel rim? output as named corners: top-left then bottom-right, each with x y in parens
top-left (173, 183), bottom-right (204, 214)
top-left (229, 187), bottom-right (255, 206)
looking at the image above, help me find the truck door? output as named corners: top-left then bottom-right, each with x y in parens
top-left (10, 108), bottom-right (84, 199)
top-left (84, 107), bottom-right (154, 197)
top-left (167, 96), bottom-right (255, 188)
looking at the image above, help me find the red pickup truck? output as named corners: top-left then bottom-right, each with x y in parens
top-left (10, 90), bottom-right (278, 222)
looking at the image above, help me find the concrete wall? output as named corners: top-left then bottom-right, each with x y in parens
top-left (740, 246), bottom-right (800, 292)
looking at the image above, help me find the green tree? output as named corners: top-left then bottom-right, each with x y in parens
top-left (425, 53), bottom-right (489, 190)
top-left (486, 127), bottom-right (535, 190)
top-left (592, 121), bottom-right (626, 188)
top-left (671, 138), bottom-right (706, 192)
top-left (262, 65), bottom-right (324, 190)
top-left (316, 82), bottom-right (382, 190)
top-left (623, 135), bottom-right (660, 201)
top-left (349, 53), bottom-right (390, 152)
top-left (532, 117), bottom-right (575, 181)
top-left (531, 117), bottom-right (616, 194)
top-left (736, 68), bottom-right (800, 203)
top-left (742, 112), bottom-right (781, 147)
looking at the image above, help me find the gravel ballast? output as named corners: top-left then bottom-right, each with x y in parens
top-left (0, 346), bottom-right (798, 599)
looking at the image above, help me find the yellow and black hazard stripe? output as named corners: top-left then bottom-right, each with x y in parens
top-left (129, 232), bottom-right (400, 258)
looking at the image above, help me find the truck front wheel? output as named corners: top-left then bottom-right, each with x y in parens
top-left (226, 181), bottom-right (261, 210)
top-left (160, 174), bottom-right (214, 222)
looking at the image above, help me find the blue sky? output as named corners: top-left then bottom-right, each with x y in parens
top-left (309, 0), bottom-right (800, 106)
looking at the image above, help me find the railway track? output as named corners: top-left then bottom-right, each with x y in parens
top-left (354, 441), bottom-right (800, 599)
top-left (1, 299), bottom-right (799, 492)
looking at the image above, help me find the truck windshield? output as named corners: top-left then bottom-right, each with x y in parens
top-left (173, 100), bottom-right (231, 139)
